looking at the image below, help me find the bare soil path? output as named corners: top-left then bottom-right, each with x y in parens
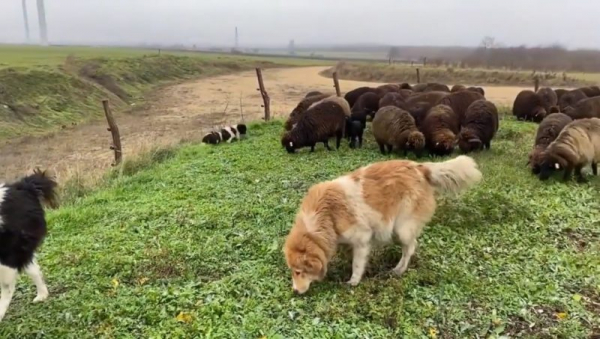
top-left (0, 66), bottom-right (529, 183)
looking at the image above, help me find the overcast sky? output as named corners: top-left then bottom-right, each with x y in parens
top-left (0, 0), bottom-right (598, 49)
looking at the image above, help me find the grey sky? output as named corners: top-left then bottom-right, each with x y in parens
top-left (0, 0), bottom-right (598, 49)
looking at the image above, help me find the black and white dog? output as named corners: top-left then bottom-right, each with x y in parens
top-left (0, 169), bottom-right (58, 322)
top-left (202, 124), bottom-right (247, 144)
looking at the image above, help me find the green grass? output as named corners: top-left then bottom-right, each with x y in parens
top-left (324, 62), bottom-right (600, 87)
top-left (1, 115), bottom-right (598, 338)
top-left (0, 45), bottom-right (330, 141)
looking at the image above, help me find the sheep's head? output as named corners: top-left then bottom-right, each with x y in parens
top-left (281, 133), bottom-right (297, 154)
top-left (431, 132), bottom-right (456, 156)
top-left (528, 145), bottom-right (546, 174)
top-left (538, 151), bottom-right (568, 180)
top-left (532, 106), bottom-right (547, 123)
top-left (406, 131), bottom-right (425, 157)
top-left (457, 129), bottom-right (483, 153)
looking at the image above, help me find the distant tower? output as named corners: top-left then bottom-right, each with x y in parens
top-left (288, 39), bottom-right (296, 55)
top-left (235, 27), bottom-right (239, 50)
top-left (36, 0), bottom-right (48, 46)
top-left (22, 0), bottom-right (30, 42)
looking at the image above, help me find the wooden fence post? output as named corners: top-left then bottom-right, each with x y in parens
top-left (332, 72), bottom-right (341, 97)
top-left (102, 100), bottom-right (122, 166)
top-left (534, 76), bottom-right (540, 92)
top-left (255, 68), bottom-right (271, 121)
top-left (416, 68), bottom-right (421, 83)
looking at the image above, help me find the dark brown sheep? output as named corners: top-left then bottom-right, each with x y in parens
top-left (379, 92), bottom-right (408, 110)
top-left (407, 101), bottom-right (432, 127)
top-left (451, 84), bottom-right (466, 93)
top-left (350, 92), bottom-right (381, 126)
top-left (281, 97), bottom-right (347, 153)
top-left (412, 83), bottom-right (428, 92)
top-left (398, 89), bottom-right (414, 99)
top-left (304, 91), bottom-right (324, 98)
top-left (591, 86), bottom-right (600, 97)
top-left (406, 91), bottom-right (449, 107)
top-left (554, 89), bottom-right (568, 102)
top-left (423, 83), bottom-right (451, 92)
top-left (577, 87), bottom-right (598, 98)
top-left (538, 118), bottom-right (600, 182)
top-left (399, 83), bottom-right (413, 90)
top-left (344, 87), bottom-right (377, 107)
top-left (512, 90), bottom-right (546, 122)
top-left (457, 100), bottom-right (499, 153)
top-left (372, 106), bottom-right (425, 156)
top-left (558, 89), bottom-right (587, 111)
top-left (376, 84), bottom-right (400, 96)
top-left (528, 113), bottom-right (573, 174)
top-left (285, 93), bottom-right (330, 130)
top-left (437, 90), bottom-right (485, 123)
top-left (536, 87), bottom-right (558, 112)
top-left (420, 104), bottom-right (460, 156)
top-left (467, 87), bottom-right (485, 96)
top-left (563, 96), bottom-right (600, 120)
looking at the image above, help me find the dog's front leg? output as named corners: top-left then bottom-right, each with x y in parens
top-left (25, 260), bottom-right (49, 303)
top-left (347, 243), bottom-right (370, 286)
top-left (0, 266), bottom-right (18, 322)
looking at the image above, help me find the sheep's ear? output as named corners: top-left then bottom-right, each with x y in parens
top-left (554, 163), bottom-right (560, 169)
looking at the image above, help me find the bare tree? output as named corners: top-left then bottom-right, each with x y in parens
top-left (388, 46), bottom-right (400, 64)
top-left (480, 36), bottom-right (496, 49)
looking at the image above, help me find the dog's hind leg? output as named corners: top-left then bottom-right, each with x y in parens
top-left (0, 265), bottom-right (18, 322)
top-left (25, 260), bottom-right (49, 303)
top-left (347, 242), bottom-right (371, 286)
top-left (392, 221), bottom-right (420, 276)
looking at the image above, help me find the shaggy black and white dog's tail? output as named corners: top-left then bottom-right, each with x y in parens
top-left (14, 169), bottom-right (59, 208)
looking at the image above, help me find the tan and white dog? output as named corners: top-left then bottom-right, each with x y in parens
top-left (283, 155), bottom-right (482, 294)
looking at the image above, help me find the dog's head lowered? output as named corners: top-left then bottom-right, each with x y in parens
top-left (283, 223), bottom-right (327, 295)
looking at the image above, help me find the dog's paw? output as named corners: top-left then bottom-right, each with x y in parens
top-left (33, 291), bottom-right (49, 303)
top-left (392, 267), bottom-right (407, 276)
top-left (346, 278), bottom-right (361, 287)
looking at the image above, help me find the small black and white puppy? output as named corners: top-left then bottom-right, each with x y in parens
top-left (221, 124), bottom-right (248, 143)
top-left (0, 169), bottom-right (58, 322)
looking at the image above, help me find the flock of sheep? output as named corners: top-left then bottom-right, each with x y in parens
top-left (516, 86), bottom-right (600, 182)
top-left (280, 82), bottom-right (600, 182)
top-left (281, 83), bottom-right (497, 158)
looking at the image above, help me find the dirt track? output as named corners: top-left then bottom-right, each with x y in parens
top-left (0, 66), bottom-right (529, 183)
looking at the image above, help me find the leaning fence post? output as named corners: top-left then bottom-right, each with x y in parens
top-left (534, 76), bottom-right (540, 92)
top-left (102, 100), bottom-right (122, 166)
top-left (332, 72), bottom-right (342, 97)
top-left (255, 68), bottom-right (271, 121)
top-left (416, 68), bottom-right (421, 83)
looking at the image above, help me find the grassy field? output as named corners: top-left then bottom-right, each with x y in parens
top-left (323, 62), bottom-right (600, 88)
top-left (1, 116), bottom-right (598, 338)
top-left (0, 45), bottom-right (330, 141)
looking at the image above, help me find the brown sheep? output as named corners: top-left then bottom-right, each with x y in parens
top-left (398, 89), bottom-right (414, 99)
top-left (578, 87), bottom-right (598, 98)
top-left (437, 90), bottom-right (485, 123)
top-left (467, 87), bottom-right (485, 96)
top-left (281, 97), bottom-right (347, 153)
top-left (304, 91), bottom-right (324, 98)
top-left (412, 83), bottom-right (428, 92)
top-left (344, 87), bottom-right (377, 107)
top-left (350, 92), bottom-right (380, 126)
top-left (538, 118), bottom-right (600, 182)
top-left (528, 113), bottom-right (573, 174)
top-left (420, 104), bottom-right (460, 156)
top-left (591, 86), bottom-right (600, 97)
top-left (285, 93), bottom-right (330, 130)
top-left (554, 89), bottom-right (568, 102)
top-left (423, 83), bottom-right (451, 92)
top-left (376, 84), bottom-right (400, 96)
top-left (457, 100), bottom-right (499, 153)
top-left (399, 83), bottom-right (413, 90)
top-left (558, 89), bottom-right (587, 111)
top-left (512, 90), bottom-right (547, 122)
top-left (536, 87), bottom-right (558, 112)
top-left (563, 96), bottom-right (600, 120)
top-left (372, 106), bottom-right (425, 157)
top-left (406, 91), bottom-right (449, 107)
top-left (451, 84), bottom-right (466, 93)
top-left (379, 92), bottom-right (408, 110)
top-left (407, 101), bottom-right (432, 127)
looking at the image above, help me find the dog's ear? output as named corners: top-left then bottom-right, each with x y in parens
top-left (303, 256), bottom-right (324, 277)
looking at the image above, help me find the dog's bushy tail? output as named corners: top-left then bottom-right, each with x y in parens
top-left (16, 169), bottom-right (59, 208)
top-left (420, 155), bottom-right (482, 196)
